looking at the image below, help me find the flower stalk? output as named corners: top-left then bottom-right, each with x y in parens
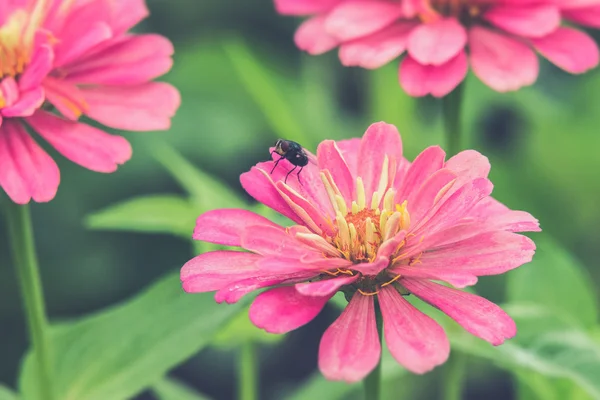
top-left (5, 202), bottom-right (54, 400)
top-left (238, 341), bottom-right (258, 400)
top-left (363, 307), bottom-right (383, 400)
top-left (442, 83), bottom-right (465, 157)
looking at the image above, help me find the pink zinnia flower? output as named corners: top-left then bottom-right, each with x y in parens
top-left (0, 0), bottom-right (180, 204)
top-left (274, 0), bottom-right (600, 97)
top-left (181, 122), bottom-right (540, 381)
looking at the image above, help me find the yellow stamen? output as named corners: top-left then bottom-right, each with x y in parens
top-left (370, 191), bottom-right (381, 210)
top-left (348, 223), bottom-right (358, 252)
top-left (365, 217), bottom-right (375, 255)
top-left (383, 188), bottom-right (396, 213)
top-left (335, 194), bottom-right (348, 216)
top-left (336, 211), bottom-right (351, 249)
top-left (351, 201), bottom-right (360, 214)
top-left (358, 289), bottom-right (379, 296)
top-left (356, 177), bottom-right (366, 210)
top-left (376, 155), bottom-right (390, 198)
top-left (320, 171), bottom-right (340, 214)
top-left (381, 273), bottom-right (402, 287)
top-left (384, 212), bottom-right (401, 241)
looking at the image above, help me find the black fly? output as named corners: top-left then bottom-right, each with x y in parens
top-left (270, 139), bottom-right (309, 183)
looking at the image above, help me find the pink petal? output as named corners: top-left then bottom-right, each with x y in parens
top-left (296, 274), bottom-right (359, 297)
top-left (53, 22), bottom-right (113, 67)
top-left (19, 44), bottom-right (54, 91)
top-left (266, 153), bottom-right (335, 219)
top-left (250, 286), bottom-right (331, 333)
top-left (181, 251), bottom-right (263, 292)
top-left (563, 5), bottom-right (600, 28)
top-left (79, 83), bottom-right (180, 131)
top-left (401, 279), bottom-right (516, 345)
top-left (317, 140), bottom-right (354, 202)
top-left (339, 22), bottom-right (416, 69)
top-left (469, 197), bottom-right (541, 233)
top-left (1, 88), bottom-right (44, 118)
top-left (1, 77), bottom-right (18, 106)
top-left (413, 178), bottom-right (493, 236)
top-left (64, 34), bottom-right (174, 85)
top-left (42, 77), bottom-right (88, 120)
top-left (531, 27), bottom-right (599, 74)
top-left (336, 138), bottom-right (361, 177)
top-left (351, 256), bottom-right (390, 276)
top-left (393, 231), bottom-right (536, 287)
top-left (396, 145), bottom-right (445, 203)
top-left (399, 51), bottom-right (468, 97)
top-left (295, 15), bottom-right (340, 55)
top-left (379, 286), bottom-right (449, 374)
top-left (325, 1), bottom-right (404, 41)
top-left (406, 168), bottom-right (457, 226)
top-left (0, 121), bottom-right (60, 204)
top-left (318, 293), bottom-right (381, 382)
top-left (241, 225), bottom-right (315, 257)
top-left (259, 255), bottom-right (350, 273)
top-left (407, 18), bottom-right (467, 66)
top-left (240, 167), bottom-right (306, 227)
top-left (469, 26), bottom-right (539, 92)
top-left (275, 0), bottom-right (341, 15)
top-left (193, 208), bottom-right (281, 246)
top-left (215, 271), bottom-right (315, 304)
top-left (483, 5), bottom-right (560, 38)
top-left (106, 0), bottom-right (149, 35)
top-left (357, 122), bottom-right (403, 202)
top-left (26, 111), bottom-right (131, 173)
top-left (444, 149), bottom-right (491, 181)
top-left (275, 181), bottom-right (336, 236)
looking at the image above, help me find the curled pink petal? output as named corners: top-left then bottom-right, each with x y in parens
top-left (0, 121), bottom-right (59, 204)
top-left (26, 111), bottom-right (131, 173)
top-left (358, 122), bottom-right (402, 202)
top-left (296, 274), bottom-right (359, 297)
top-left (319, 293), bottom-right (381, 382)
top-left (531, 27), bottom-right (600, 74)
top-left (407, 18), bottom-right (467, 66)
top-left (379, 286), bottom-right (449, 374)
top-left (250, 286), bottom-right (331, 333)
top-left (399, 51), bottom-right (468, 98)
top-left (193, 208), bottom-right (281, 246)
top-left (80, 83), bottom-right (181, 131)
top-left (469, 26), bottom-right (539, 92)
top-left (325, 1), bottom-right (403, 41)
top-left (402, 279), bottom-right (517, 345)
top-left (483, 4), bottom-right (561, 38)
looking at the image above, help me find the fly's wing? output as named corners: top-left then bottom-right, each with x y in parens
top-left (304, 149), bottom-right (318, 166)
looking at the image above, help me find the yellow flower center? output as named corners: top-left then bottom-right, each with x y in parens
top-left (320, 156), bottom-right (411, 263)
top-left (421, 0), bottom-right (484, 23)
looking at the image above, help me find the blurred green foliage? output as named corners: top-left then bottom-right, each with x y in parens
top-left (1, 0), bottom-right (600, 399)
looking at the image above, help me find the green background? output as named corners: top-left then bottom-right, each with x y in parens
top-left (1, 1), bottom-right (599, 399)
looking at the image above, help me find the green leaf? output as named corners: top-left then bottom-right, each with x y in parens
top-left (0, 385), bottom-right (18, 400)
top-left (507, 235), bottom-right (598, 328)
top-left (19, 273), bottom-right (248, 400)
top-left (86, 195), bottom-right (198, 238)
top-left (152, 378), bottom-right (212, 400)
top-left (452, 327), bottom-right (600, 399)
top-left (151, 143), bottom-right (245, 209)
top-left (221, 38), bottom-right (314, 147)
top-left (212, 306), bottom-right (283, 349)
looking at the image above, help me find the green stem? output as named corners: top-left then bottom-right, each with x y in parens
top-left (442, 83), bottom-right (465, 157)
top-left (364, 307), bottom-right (384, 400)
top-left (238, 341), bottom-right (258, 400)
top-left (442, 353), bottom-right (467, 400)
top-left (5, 203), bottom-right (54, 400)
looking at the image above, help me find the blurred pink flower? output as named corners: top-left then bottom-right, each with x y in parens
top-left (274, 0), bottom-right (600, 97)
top-left (181, 122), bottom-right (540, 381)
top-left (0, 0), bottom-right (180, 204)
